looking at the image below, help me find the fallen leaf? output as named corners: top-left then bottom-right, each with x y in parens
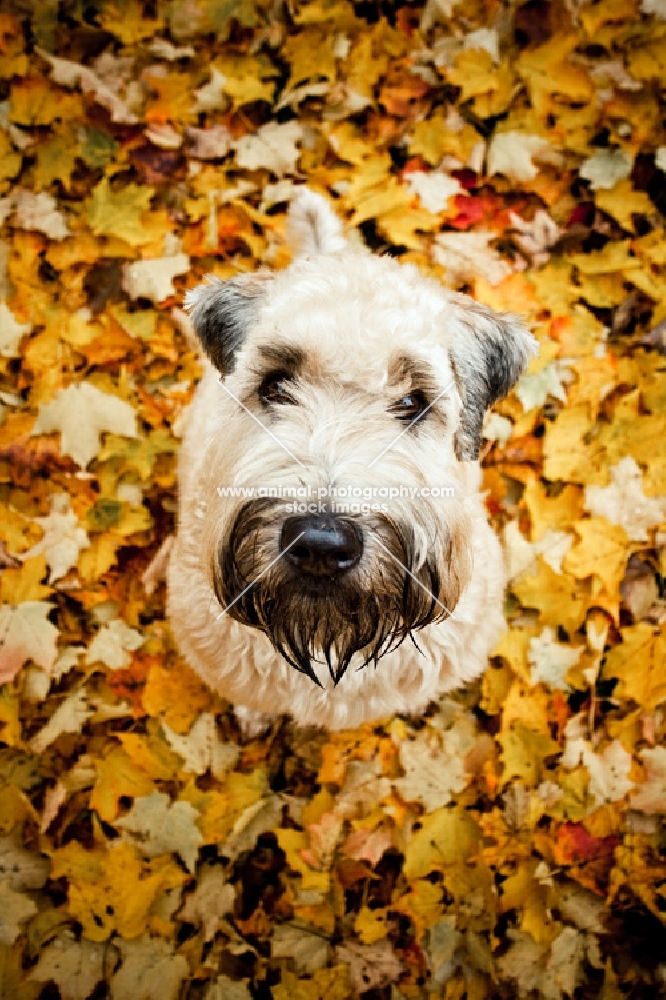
top-left (30, 689), bottom-right (93, 754)
top-left (37, 47), bottom-right (139, 124)
top-left (51, 841), bottom-right (183, 942)
top-left (563, 518), bottom-right (630, 594)
top-left (22, 494), bottom-right (89, 582)
top-left (271, 923), bottom-right (329, 974)
top-left (433, 231), bottom-right (512, 285)
top-left (0, 880), bottom-right (37, 945)
top-left (394, 728), bottom-right (470, 812)
top-left (191, 67), bottom-right (230, 112)
top-left (563, 731), bottom-right (634, 807)
top-left (11, 188), bottom-right (69, 239)
top-left (32, 382), bottom-right (139, 468)
top-left (30, 930), bottom-right (112, 1000)
top-left (86, 618), bottom-right (145, 670)
top-left (487, 132), bottom-right (552, 182)
top-left (122, 254), bottom-right (190, 302)
top-left (335, 938), bottom-right (403, 994)
top-left (90, 748), bottom-right (156, 822)
top-left (528, 627), bottom-right (583, 691)
top-left (0, 830), bottom-right (50, 890)
top-left (115, 790), bottom-right (203, 872)
top-left (631, 746), bottom-right (666, 813)
top-left (0, 601), bottom-right (58, 683)
top-left (178, 863), bottom-right (235, 941)
top-left (86, 177), bottom-right (154, 246)
top-left (516, 361), bottom-right (569, 412)
top-left (204, 978), bottom-right (252, 1000)
top-left (509, 209), bottom-right (561, 266)
top-left (604, 624), bottom-right (666, 710)
top-left (0, 301), bottom-right (30, 357)
top-left (162, 713), bottom-right (239, 778)
top-left (405, 170), bottom-right (462, 212)
top-left (233, 121), bottom-right (303, 176)
top-left (110, 934), bottom-right (189, 1000)
top-left (585, 457), bottom-right (666, 541)
top-left (579, 148), bottom-right (633, 190)
top-left (503, 521), bottom-right (573, 579)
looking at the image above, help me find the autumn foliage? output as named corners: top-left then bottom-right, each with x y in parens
top-left (1, 0), bottom-right (666, 997)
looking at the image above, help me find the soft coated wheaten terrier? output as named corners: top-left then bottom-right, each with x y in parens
top-left (168, 189), bottom-right (537, 731)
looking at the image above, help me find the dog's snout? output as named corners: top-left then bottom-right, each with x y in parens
top-left (281, 515), bottom-right (363, 577)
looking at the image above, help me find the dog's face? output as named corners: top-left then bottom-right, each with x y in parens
top-left (185, 198), bottom-right (536, 688)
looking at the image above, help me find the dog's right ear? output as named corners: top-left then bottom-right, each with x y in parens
top-left (448, 297), bottom-right (538, 461)
top-left (184, 271), bottom-right (272, 374)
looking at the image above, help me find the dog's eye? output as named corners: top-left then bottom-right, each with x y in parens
top-left (259, 373), bottom-right (297, 405)
top-left (389, 391), bottom-right (428, 422)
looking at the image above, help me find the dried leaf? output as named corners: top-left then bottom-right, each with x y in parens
top-left (110, 935), bottom-right (189, 1000)
top-left (115, 791), bottom-right (203, 872)
top-left (86, 619), bottom-right (145, 670)
top-left (22, 494), bottom-right (89, 583)
top-left (32, 383), bottom-right (139, 468)
top-left (30, 931), bottom-right (111, 1000)
top-left (0, 302), bottom-right (30, 358)
top-left (0, 601), bottom-right (58, 683)
top-left (0, 880), bottom-right (37, 945)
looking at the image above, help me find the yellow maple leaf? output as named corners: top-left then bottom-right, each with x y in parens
top-left (391, 879), bottom-right (444, 933)
top-left (448, 48), bottom-right (514, 118)
top-left (99, 0), bottom-right (163, 44)
top-left (89, 747), bottom-right (155, 823)
top-left (355, 905), bottom-right (389, 944)
top-left (595, 179), bottom-right (654, 230)
top-left (272, 966), bottom-right (352, 1000)
top-left (275, 828), bottom-right (330, 894)
top-left (512, 557), bottom-right (588, 635)
top-left (186, 768), bottom-right (267, 843)
top-left (142, 660), bottom-right (214, 733)
top-left (86, 177), bottom-right (155, 247)
top-left (598, 397), bottom-right (666, 496)
top-left (604, 624), bottom-right (666, 711)
top-left (118, 727), bottom-right (182, 782)
top-left (500, 861), bottom-right (550, 930)
top-left (0, 555), bottom-right (51, 603)
top-left (522, 474), bottom-right (584, 543)
top-left (563, 518), bottom-right (629, 594)
top-left (542, 405), bottom-right (605, 485)
top-left (403, 806), bottom-right (480, 879)
top-left (502, 682), bottom-right (553, 734)
top-left (77, 535), bottom-right (121, 582)
top-left (627, 31), bottom-right (666, 82)
top-left (53, 841), bottom-right (183, 942)
top-left (10, 78), bottom-right (83, 125)
top-left (517, 33), bottom-right (593, 114)
top-left (499, 724), bottom-right (559, 789)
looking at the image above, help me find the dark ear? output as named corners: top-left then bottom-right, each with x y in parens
top-left (184, 271), bottom-right (272, 374)
top-left (448, 296), bottom-right (538, 461)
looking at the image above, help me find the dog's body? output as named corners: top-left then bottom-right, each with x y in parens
top-left (168, 190), bottom-right (536, 730)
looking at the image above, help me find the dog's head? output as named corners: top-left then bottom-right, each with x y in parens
top-left (185, 189), bottom-right (537, 686)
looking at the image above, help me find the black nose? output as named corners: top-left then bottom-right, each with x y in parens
top-left (281, 516), bottom-right (363, 577)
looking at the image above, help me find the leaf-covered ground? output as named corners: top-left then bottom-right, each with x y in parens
top-left (1, 0), bottom-right (666, 997)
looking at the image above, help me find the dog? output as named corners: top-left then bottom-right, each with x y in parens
top-left (167, 189), bottom-right (537, 731)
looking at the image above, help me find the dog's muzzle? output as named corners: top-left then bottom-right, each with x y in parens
top-left (215, 499), bottom-right (455, 687)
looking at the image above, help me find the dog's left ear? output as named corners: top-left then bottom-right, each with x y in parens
top-left (184, 271), bottom-right (272, 374)
top-left (448, 296), bottom-right (538, 461)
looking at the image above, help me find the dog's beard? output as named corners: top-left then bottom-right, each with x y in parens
top-left (214, 499), bottom-right (464, 687)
